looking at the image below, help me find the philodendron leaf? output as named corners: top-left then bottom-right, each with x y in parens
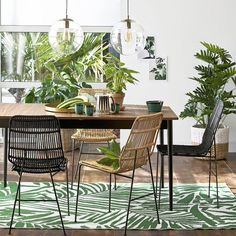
top-left (97, 140), bottom-right (120, 170)
top-left (97, 157), bottom-right (115, 166)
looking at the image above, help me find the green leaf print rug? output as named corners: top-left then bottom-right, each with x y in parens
top-left (0, 182), bottom-right (236, 230)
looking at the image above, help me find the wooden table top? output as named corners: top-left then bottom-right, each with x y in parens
top-left (0, 103), bottom-right (178, 129)
top-left (0, 103), bottom-right (178, 120)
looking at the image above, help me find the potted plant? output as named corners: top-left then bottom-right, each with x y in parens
top-left (104, 53), bottom-right (139, 110)
top-left (180, 42), bottom-right (236, 159)
top-left (22, 33), bottom-right (107, 151)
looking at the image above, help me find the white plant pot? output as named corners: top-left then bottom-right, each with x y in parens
top-left (191, 125), bottom-right (229, 160)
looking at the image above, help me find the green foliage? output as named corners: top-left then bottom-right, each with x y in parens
top-left (23, 72), bottom-right (79, 103)
top-left (23, 33), bottom-right (107, 104)
top-left (45, 33), bottom-right (108, 82)
top-left (104, 53), bottom-right (139, 93)
top-left (180, 42), bottom-right (236, 127)
top-left (97, 140), bottom-right (120, 170)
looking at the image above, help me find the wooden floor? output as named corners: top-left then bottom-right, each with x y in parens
top-left (0, 143), bottom-right (236, 236)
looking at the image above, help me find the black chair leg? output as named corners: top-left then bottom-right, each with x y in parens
top-left (75, 164), bottom-right (83, 222)
top-left (72, 141), bottom-right (84, 189)
top-left (160, 154), bottom-right (164, 188)
top-left (9, 170), bottom-right (23, 234)
top-left (71, 139), bottom-right (76, 190)
top-left (65, 164), bottom-right (70, 215)
top-left (18, 180), bottom-right (21, 215)
top-left (148, 150), bottom-right (160, 223)
top-left (158, 154), bottom-right (164, 208)
top-left (213, 140), bottom-right (219, 208)
top-left (109, 173), bottom-right (112, 212)
top-left (208, 149), bottom-right (212, 198)
top-left (49, 170), bottom-right (66, 236)
top-left (124, 151), bottom-right (137, 236)
top-left (114, 174), bottom-right (117, 190)
top-left (214, 153), bottom-right (219, 208)
top-left (124, 171), bottom-right (135, 236)
top-left (156, 152), bottom-right (159, 194)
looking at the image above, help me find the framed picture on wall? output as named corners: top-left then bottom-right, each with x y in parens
top-left (137, 36), bottom-right (155, 59)
top-left (149, 56), bottom-right (168, 80)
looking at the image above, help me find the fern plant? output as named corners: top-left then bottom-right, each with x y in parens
top-left (180, 42), bottom-right (236, 127)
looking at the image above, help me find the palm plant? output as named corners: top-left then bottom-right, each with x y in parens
top-left (23, 33), bottom-right (108, 104)
top-left (180, 42), bottom-right (236, 127)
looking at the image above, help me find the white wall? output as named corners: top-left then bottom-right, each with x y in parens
top-left (1, 0), bottom-right (120, 25)
top-left (121, 0), bottom-right (236, 151)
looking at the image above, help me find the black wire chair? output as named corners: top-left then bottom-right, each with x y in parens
top-left (74, 112), bottom-right (163, 236)
top-left (8, 115), bottom-right (69, 236)
top-left (156, 99), bottom-right (224, 208)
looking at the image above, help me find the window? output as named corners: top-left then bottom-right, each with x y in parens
top-left (0, 0), bottom-right (121, 103)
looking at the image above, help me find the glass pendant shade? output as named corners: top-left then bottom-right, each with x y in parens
top-left (110, 19), bottom-right (146, 56)
top-left (49, 18), bottom-right (84, 56)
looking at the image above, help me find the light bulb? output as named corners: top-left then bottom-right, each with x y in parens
top-left (62, 28), bottom-right (71, 42)
top-left (110, 19), bottom-right (146, 56)
top-left (49, 18), bottom-right (84, 56)
top-left (124, 28), bottom-right (132, 42)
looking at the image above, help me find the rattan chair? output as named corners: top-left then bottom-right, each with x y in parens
top-left (71, 129), bottom-right (117, 188)
top-left (71, 88), bottom-right (117, 189)
top-left (157, 99), bottom-right (224, 208)
top-left (8, 115), bottom-right (69, 236)
top-left (74, 112), bottom-right (163, 236)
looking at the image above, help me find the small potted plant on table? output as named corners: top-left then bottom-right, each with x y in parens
top-left (104, 54), bottom-right (139, 110)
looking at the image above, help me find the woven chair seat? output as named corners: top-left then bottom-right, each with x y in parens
top-left (10, 157), bottom-right (67, 173)
top-left (156, 144), bottom-right (208, 157)
top-left (80, 159), bottom-right (119, 173)
top-left (71, 129), bottom-right (117, 142)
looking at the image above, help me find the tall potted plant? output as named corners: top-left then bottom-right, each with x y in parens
top-left (104, 53), bottom-right (139, 110)
top-left (180, 42), bottom-right (236, 159)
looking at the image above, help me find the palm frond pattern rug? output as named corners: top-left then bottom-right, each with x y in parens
top-left (0, 182), bottom-right (236, 230)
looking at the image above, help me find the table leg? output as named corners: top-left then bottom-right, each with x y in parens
top-left (4, 128), bottom-right (8, 187)
top-left (159, 129), bottom-right (164, 188)
top-left (167, 120), bottom-right (173, 211)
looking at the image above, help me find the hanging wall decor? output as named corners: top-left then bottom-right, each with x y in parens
top-left (149, 56), bottom-right (168, 80)
top-left (137, 36), bottom-right (155, 59)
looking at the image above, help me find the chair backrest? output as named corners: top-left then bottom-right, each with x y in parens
top-left (199, 99), bottom-right (224, 154)
top-left (8, 115), bottom-right (64, 170)
top-left (118, 112), bottom-right (163, 172)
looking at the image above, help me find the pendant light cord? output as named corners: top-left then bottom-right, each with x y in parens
top-left (127, 0), bottom-right (130, 20)
top-left (66, 0), bottom-right (68, 19)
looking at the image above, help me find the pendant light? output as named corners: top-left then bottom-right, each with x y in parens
top-left (110, 0), bottom-right (146, 56)
top-left (49, 0), bottom-right (84, 56)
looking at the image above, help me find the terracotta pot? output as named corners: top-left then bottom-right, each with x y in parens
top-left (110, 93), bottom-right (125, 111)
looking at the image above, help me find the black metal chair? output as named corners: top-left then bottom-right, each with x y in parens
top-left (157, 99), bottom-right (224, 208)
top-left (74, 112), bottom-right (163, 236)
top-left (8, 115), bottom-right (69, 236)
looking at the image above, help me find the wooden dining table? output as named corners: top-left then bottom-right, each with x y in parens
top-left (0, 103), bottom-right (178, 210)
